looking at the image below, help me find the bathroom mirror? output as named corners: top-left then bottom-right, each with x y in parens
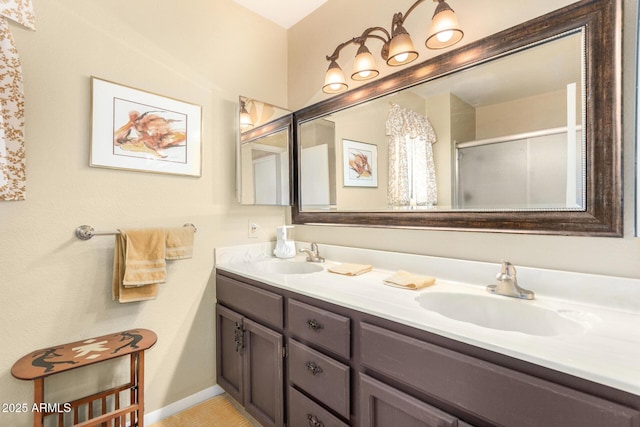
top-left (237, 96), bottom-right (292, 205)
top-left (293, 0), bottom-right (621, 236)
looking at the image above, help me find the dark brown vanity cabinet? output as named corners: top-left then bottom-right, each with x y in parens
top-left (216, 275), bottom-right (285, 427)
top-left (287, 299), bottom-right (352, 425)
top-left (215, 270), bottom-right (640, 427)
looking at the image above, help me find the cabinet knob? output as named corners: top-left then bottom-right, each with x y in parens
top-left (305, 361), bottom-right (323, 376)
top-left (307, 414), bottom-right (325, 427)
top-left (307, 319), bottom-right (324, 331)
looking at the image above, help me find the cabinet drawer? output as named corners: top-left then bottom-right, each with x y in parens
top-left (289, 339), bottom-right (350, 419)
top-left (216, 274), bottom-right (283, 329)
top-left (289, 386), bottom-right (349, 427)
top-left (359, 373), bottom-right (459, 427)
top-left (360, 322), bottom-right (640, 427)
top-left (288, 299), bottom-right (350, 358)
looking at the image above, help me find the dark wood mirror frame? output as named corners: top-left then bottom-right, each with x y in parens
top-left (291, 0), bottom-right (621, 236)
top-left (240, 113), bottom-right (293, 144)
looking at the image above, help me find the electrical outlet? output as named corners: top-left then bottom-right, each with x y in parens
top-left (248, 220), bottom-right (258, 238)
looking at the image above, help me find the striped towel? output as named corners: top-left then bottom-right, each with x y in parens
top-left (165, 226), bottom-right (195, 260)
top-left (112, 228), bottom-right (166, 303)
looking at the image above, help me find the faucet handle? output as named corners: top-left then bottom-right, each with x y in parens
top-left (497, 260), bottom-right (516, 280)
top-left (489, 260), bottom-right (534, 300)
top-left (300, 242), bottom-right (324, 263)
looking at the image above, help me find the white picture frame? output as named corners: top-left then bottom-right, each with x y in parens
top-left (90, 77), bottom-right (202, 177)
top-left (342, 139), bottom-right (378, 187)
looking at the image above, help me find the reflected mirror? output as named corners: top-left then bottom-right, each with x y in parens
top-left (299, 32), bottom-right (584, 212)
top-left (237, 96), bottom-right (292, 205)
top-left (293, 0), bottom-right (621, 235)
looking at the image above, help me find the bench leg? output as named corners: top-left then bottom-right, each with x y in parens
top-left (33, 378), bottom-right (44, 427)
top-left (138, 352), bottom-right (145, 427)
top-left (129, 352), bottom-right (145, 427)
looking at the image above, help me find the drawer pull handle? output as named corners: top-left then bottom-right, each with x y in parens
top-left (305, 361), bottom-right (323, 376)
top-left (307, 414), bottom-right (324, 427)
top-left (234, 321), bottom-right (244, 354)
top-left (307, 319), bottom-right (324, 331)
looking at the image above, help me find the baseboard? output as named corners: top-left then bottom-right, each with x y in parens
top-left (144, 385), bottom-right (225, 425)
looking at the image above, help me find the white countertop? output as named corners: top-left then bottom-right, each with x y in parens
top-left (214, 242), bottom-right (640, 396)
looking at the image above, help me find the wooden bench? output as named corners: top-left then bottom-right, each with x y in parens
top-left (12, 329), bottom-right (157, 427)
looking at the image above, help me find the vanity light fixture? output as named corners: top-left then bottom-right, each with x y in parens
top-left (351, 43), bottom-right (380, 81)
top-left (323, 59), bottom-right (349, 93)
top-left (386, 21), bottom-right (419, 66)
top-left (239, 99), bottom-right (254, 130)
top-left (321, 0), bottom-right (463, 94)
top-left (426, 0), bottom-right (464, 49)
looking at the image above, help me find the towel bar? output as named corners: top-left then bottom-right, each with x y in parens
top-left (75, 223), bottom-right (197, 240)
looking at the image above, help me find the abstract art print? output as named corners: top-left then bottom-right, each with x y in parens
top-left (90, 77), bottom-right (202, 176)
top-left (342, 139), bottom-right (377, 187)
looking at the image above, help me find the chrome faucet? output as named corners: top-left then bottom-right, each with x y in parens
top-left (299, 242), bottom-right (325, 263)
top-left (486, 261), bottom-right (534, 300)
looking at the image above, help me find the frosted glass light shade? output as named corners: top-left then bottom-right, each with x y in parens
top-left (239, 105), bottom-right (253, 130)
top-left (351, 45), bottom-right (379, 81)
top-left (426, 6), bottom-right (463, 49)
top-left (387, 30), bottom-right (419, 66)
top-left (323, 60), bottom-right (348, 94)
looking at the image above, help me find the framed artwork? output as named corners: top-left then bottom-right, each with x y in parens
top-left (342, 139), bottom-right (378, 187)
top-left (90, 77), bottom-right (202, 176)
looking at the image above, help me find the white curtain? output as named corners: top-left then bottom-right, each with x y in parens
top-left (0, 0), bottom-right (35, 201)
top-left (386, 103), bottom-right (437, 207)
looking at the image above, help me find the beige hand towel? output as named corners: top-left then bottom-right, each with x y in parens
top-left (383, 270), bottom-right (436, 290)
top-left (328, 263), bottom-right (373, 276)
top-left (120, 228), bottom-right (167, 287)
top-left (165, 226), bottom-right (195, 260)
top-left (112, 233), bottom-right (159, 303)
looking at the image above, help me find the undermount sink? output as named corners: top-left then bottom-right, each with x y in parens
top-left (415, 292), bottom-right (588, 336)
top-left (256, 260), bottom-right (324, 275)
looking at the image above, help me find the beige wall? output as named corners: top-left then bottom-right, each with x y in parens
top-left (288, 0), bottom-right (640, 279)
top-left (0, 1), bottom-right (289, 425)
top-left (424, 92), bottom-right (453, 207)
top-left (476, 89), bottom-right (575, 139)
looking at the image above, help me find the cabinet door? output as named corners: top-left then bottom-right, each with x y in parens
top-left (243, 318), bottom-right (284, 427)
top-left (359, 374), bottom-right (459, 427)
top-left (216, 304), bottom-right (243, 404)
top-left (361, 322), bottom-right (640, 427)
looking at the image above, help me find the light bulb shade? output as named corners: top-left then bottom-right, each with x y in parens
top-left (387, 26), bottom-right (419, 66)
top-left (426, 2), bottom-right (463, 49)
top-left (239, 103), bottom-right (253, 130)
top-left (351, 45), bottom-right (379, 81)
top-left (323, 59), bottom-right (348, 94)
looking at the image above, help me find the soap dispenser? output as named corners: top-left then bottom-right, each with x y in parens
top-left (274, 225), bottom-right (296, 259)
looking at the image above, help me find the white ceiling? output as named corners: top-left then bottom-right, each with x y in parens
top-left (232, 0), bottom-right (327, 29)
